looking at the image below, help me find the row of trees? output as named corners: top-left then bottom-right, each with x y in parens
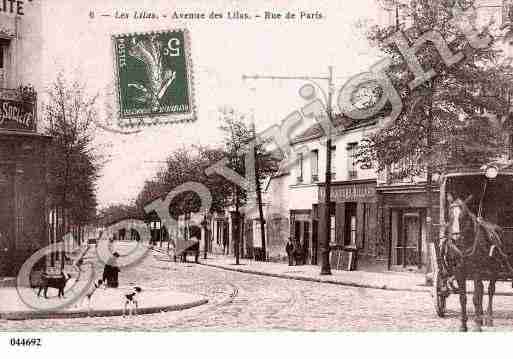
top-left (117, 107), bottom-right (279, 261)
top-left (356, 0), bottom-right (513, 175)
top-left (42, 73), bottom-right (104, 245)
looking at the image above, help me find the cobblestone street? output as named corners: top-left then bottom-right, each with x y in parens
top-left (2, 248), bottom-right (513, 331)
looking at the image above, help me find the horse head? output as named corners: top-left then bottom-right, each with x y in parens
top-left (446, 193), bottom-right (474, 242)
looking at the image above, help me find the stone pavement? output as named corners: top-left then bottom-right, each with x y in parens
top-left (199, 255), bottom-right (513, 295)
top-left (0, 286), bottom-right (208, 320)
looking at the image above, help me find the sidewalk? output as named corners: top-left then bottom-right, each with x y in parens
top-left (0, 286), bottom-right (208, 320)
top-left (199, 255), bottom-right (513, 295)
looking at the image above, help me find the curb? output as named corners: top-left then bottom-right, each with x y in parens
top-left (0, 278), bottom-right (16, 288)
top-left (198, 261), bottom-right (513, 296)
top-left (0, 298), bottom-right (208, 321)
top-left (199, 262), bottom-right (428, 293)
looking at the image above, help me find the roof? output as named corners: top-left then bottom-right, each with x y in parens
top-left (290, 115), bottom-right (379, 145)
top-left (0, 130), bottom-right (52, 140)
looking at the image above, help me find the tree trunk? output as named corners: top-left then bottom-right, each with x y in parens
top-left (255, 148), bottom-right (266, 261)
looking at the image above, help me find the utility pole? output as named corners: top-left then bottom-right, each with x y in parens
top-left (242, 67), bottom-right (334, 275)
top-left (251, 122), bottom-right (267, 261)
top-left (228, 117), bottom-right (241, 265)
top-left (321, 66), bottom-right (334, 275)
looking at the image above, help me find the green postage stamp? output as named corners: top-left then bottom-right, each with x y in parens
top-left (112, 29), bottom-right (195, 127)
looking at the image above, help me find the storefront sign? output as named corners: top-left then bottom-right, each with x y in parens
top-left (1, 0), bottom-right (30, 16)
top-left (0, 98), bottom-right (36, 132)
top-left (319, 182), bottom-right (376, 202)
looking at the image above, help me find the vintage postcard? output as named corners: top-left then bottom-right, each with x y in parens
top-left (2, 0), bottom-right (513, 356)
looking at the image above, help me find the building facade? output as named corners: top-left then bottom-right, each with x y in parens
top-left (0, 1), bottom-right (52, 276)
top-left (266, 115), bottom-right (445, 271)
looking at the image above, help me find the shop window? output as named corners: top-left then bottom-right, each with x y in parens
top-left (347, 142), bottom-right (358, 179)
top-left (330, 215), bottom-right (336, 244)
top-left (509, 132), bottom-right (513, 160)
top-left (344, 202), bottom-right (357, 246)
top-left (304, 221), bottom-right (310, 243)
top-left (294, 221), bottom-right (301, 242)
top-left (311, 149), bottom-right (319, 182)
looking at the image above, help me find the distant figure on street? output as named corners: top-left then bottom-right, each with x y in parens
top-left (293, 241), bottom-right (304, 266)
top-left (102, 252), bottom-right (120, 288)
top-left (286, 239), bottom-right (294, 266)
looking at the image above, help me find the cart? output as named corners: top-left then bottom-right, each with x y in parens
top-left (432, 164), bottom-right (513, 317)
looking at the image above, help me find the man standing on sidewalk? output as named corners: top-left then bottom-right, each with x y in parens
top-left (286, 238), bottom-right (294, 266)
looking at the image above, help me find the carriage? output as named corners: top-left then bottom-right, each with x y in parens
top-left (432, 163), bottom-right (513, 326)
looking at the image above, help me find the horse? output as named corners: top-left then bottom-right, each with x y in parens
top-left (443, 193), bottom-right (512, 331)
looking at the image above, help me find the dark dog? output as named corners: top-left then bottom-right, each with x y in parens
top-left (37, 272), bottom-right (72, 299)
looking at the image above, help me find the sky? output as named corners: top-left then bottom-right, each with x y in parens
top-left (39, 0), bottom-right (388, 208)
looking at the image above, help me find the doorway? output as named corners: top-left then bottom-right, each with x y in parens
top-left (391, 209), bottom-right (423, 267)
top-left (0, 164), bottom-right (15, 251)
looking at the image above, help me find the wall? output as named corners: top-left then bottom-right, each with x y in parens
top-left (262, 174), bottom-right (291, 260)
top-left (290, 124), bottom-right (378, 186)
top-left (0, 1), bottom-right (43, 89)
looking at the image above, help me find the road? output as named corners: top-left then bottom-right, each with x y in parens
top-left (2, 245), bottom-right (513, 331)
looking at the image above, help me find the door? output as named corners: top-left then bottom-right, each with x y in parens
top-left (399, 212), bottom-right (421, 267)
top-left (303, 221), bottom-right (310, 263)
top-left (0, 164), bottom-right (14, 251)
top-left (312, 220), bottom-right (318, 265)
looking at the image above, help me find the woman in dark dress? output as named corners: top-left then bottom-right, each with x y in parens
top-left (103, 252), bottom-right (120, 288)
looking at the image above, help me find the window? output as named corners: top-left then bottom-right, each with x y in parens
top-left (294, 221), bottom-right (301, 242)
top-left (330, 215), bottom-right (336, 244)
top-left (311, 149), bottom-right (319, 182)
top-left (509, 133), bottom-right (513, 160)
top-left (330, 146), bottom-right (336, 177)
top-left (297, 153), bottom-right (304, 183)
top-left (303, 222), bottom-right (310, 243)
top-left (344, 202), bottom-right (357, 246)
top-left (0, 40), bottom-right (8, 87)
top-left (347, 142), bottom-right (358, 179)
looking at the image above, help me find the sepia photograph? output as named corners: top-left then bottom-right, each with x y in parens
top-left (3, 1), bottom-right (513, 355)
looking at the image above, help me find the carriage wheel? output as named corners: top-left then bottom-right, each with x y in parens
top-left (434, 270), bottom-right (447, 318)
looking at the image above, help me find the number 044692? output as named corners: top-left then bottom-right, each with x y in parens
top-left (9, 338), bottom-right (41, 347)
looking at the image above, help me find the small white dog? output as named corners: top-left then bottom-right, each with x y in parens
top-left (78, 279), bottom-right (103, 314)
top-left (123, 286), bottom-right (142, 316)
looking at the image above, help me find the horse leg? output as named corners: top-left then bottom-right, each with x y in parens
top-left (485, 279), bottom-right (496, 327)
top-left (472, 278), bottom-right (483, 331)
top-left (457, 274), bottom-right (468, 332)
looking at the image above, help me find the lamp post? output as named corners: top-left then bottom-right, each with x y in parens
top-left (242, 66), bottom-right (335, 275)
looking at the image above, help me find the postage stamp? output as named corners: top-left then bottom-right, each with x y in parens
top-left (112, 29), bottom-right (196, 127)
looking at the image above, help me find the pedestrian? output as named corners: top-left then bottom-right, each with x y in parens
top-left (293, 241), bottom-right (303, 266)
top-left (285, 238), bottom-right (294, 266)
top-left (103, 252), bottom-right (120, 288)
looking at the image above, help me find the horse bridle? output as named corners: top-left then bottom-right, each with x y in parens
top-left (443, 199), bottom-right (513, 276)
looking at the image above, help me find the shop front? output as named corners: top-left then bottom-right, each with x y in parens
top-left (290, 209), bottom-right (313, 264)
top-left (378, 185), bottom-right (440, 270)
top-left (317, 180), bottom-right (380, 269)
top-left (0, 88), bottom-right (51, 276)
